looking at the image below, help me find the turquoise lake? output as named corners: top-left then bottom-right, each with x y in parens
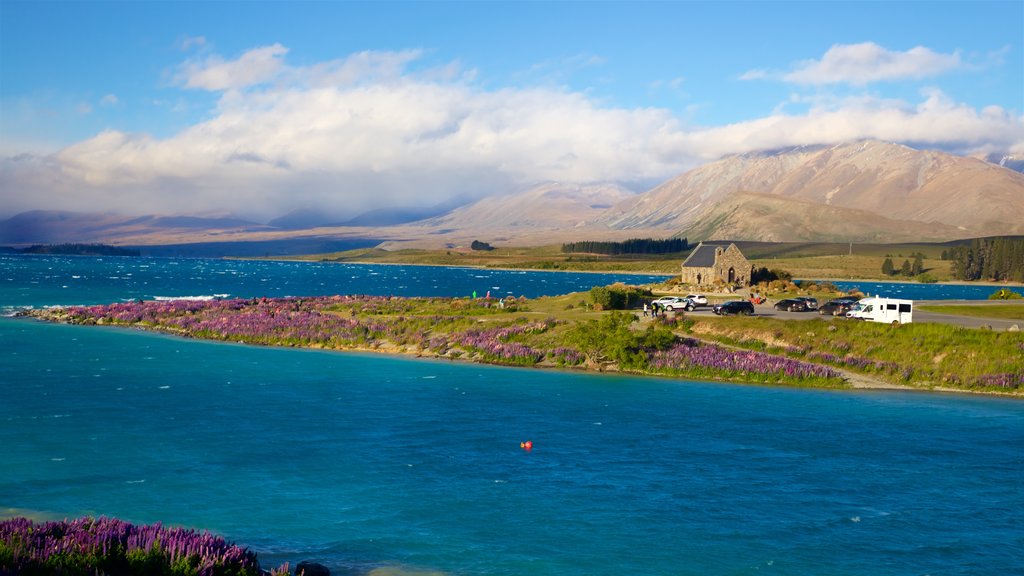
top-left (2, 255), bottom-right (1023, 575)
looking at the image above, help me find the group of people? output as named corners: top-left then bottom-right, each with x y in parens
top-left (642, 302), bottom-right (667, 317)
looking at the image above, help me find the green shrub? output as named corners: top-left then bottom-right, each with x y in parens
top-left (989, 288), bottom-right (1023, 300)
top-left (589, 284), bottom-right (652, 310)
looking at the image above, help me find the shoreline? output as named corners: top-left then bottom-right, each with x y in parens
top-left (16, 299), bottom-right (1020, 397)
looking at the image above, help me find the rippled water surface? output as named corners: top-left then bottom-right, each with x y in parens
top-left (2, 255), bottom-right (1022, 575)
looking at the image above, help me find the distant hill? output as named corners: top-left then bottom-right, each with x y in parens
top-left (418, 182), bottom-right (637, 231)
top-left (0, 210), bottom-right (272, 245)
top-left (267, 208), bottom-right (343, 230)
top-left (981, 152), bottom-right (1024, 174)
top-left (596, 140), bottom-right (1024, 242)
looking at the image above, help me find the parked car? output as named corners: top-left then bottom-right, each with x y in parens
top-left (773, 298), bottom-right (810, 312)
top-left (794, 297), bottom-right (818, 310)
top-left (684, 294), bottom-right (709, 306)
top-left (650, 296), bottom-right (694, 311)
top-left (818, 297), bottom-right (859, 316)
top-left (712, 300), bottom-right (755, 316)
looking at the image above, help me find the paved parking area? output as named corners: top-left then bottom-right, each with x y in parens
top-left (675, 303), bottom-right (1021, 331)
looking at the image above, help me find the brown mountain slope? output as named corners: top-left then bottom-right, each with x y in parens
top-left (599, 140), bottom-right (1024, 240)
top-left (677, 192), bottom-right (967, 243)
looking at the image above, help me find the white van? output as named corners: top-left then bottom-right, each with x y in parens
top-left (846, 297), bottom-right (913, 324)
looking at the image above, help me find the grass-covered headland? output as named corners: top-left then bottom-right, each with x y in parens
top-left (23, 293), bottom-right (1023, 394)
top-left (0, 516), bottom-right (289, 575)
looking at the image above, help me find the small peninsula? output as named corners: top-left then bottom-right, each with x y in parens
top-left (23, 292), bottom-right (1023, 394)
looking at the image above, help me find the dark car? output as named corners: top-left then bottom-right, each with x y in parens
top-left (794, 297), bottom-right (819, 310)
top-left (773, 298), bottom-right (809, 312)
top-left (712, 300), bottom-right (755, 316)
top-left (818, 297), bottom-right (859, 316)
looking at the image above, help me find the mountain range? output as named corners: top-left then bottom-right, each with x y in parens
top-left (3, 140), bottom-right (1022, 250)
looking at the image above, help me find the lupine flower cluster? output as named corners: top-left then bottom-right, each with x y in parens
top-left (0, 516), bottom-right (289, 576)
top-left (38, 296), bottom-right (557, 368)
top-left (435, 323), bottom-right (548, 366)
top-left (548, 347), bottom-right (585, 366)
top-left (649, 339), bottom-right (842, 383)
top-left (976, 372), bottom-right (1024, 389)
top-left (806, 351), bottom-right (900, 374)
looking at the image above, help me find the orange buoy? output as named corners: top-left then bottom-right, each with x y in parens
top-left (520, 440), bottom-right (533, 451)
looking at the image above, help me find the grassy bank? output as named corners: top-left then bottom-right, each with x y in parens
top-left (683, 315), bottom-right (1023, 391)
top-left (23, 293), bottom-right (1023, 394)
top-left (288, 245), bottom-right (684, 273)
top-left (917, 303), bottom-right (1024, 321)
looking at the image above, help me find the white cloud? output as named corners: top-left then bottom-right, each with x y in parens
top-left (100, 94), bottom-right (119, 106)
top-left (179, 35), bottom-right (207, 51)
top-left (1, 45), bottom-right (1020, 221)
top-left (681, 89), bottom-right (1023, 159)
top-left (782, 42), bottom-right (963, 86)
top-left (178, 43), bottom-right (289, 91)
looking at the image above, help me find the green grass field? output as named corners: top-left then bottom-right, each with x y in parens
top-left (280, 240), bottom-right (966, 281)
top-left (918, 304), bottom-right (1024, 320)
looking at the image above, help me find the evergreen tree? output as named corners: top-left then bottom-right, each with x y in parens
top-left (912, 254), bottom-right (924, 276)
top-left (881, 257), bottom-right (894, 276)
top-left (949, 237), bottom-right (1024, 281)
top-left (900, 260), bottom-right (912, 276)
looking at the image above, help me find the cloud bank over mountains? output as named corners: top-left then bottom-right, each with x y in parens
top-left (2, 42), bottom-right (1021, 221)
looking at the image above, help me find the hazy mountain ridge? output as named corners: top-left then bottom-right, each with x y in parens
top-left (0, 210), bottom-right (272, 244)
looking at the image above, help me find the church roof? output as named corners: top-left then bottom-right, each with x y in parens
top-left (681, 242), bottom-right (734, 268)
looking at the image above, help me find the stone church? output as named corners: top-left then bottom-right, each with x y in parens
top-left (680, 241), bottom-right (753, 286)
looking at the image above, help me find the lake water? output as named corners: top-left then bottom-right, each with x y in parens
top-left (808, 279), bottom-right (1024, 301)
top-left (2, 255), bottom-right (1023, 575)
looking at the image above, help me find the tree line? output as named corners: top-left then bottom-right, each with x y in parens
top-left (947, 237), bottom-right (1024, 282)
top-left (19, 243), bottom-right (140, 256)
top-left (561, 238), bottom-right (688, 255)
top-left (881, 254), bottom-right (924, 277)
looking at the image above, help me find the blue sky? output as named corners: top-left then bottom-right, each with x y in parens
top-left (1, 0), bottom-right (1021, 220)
